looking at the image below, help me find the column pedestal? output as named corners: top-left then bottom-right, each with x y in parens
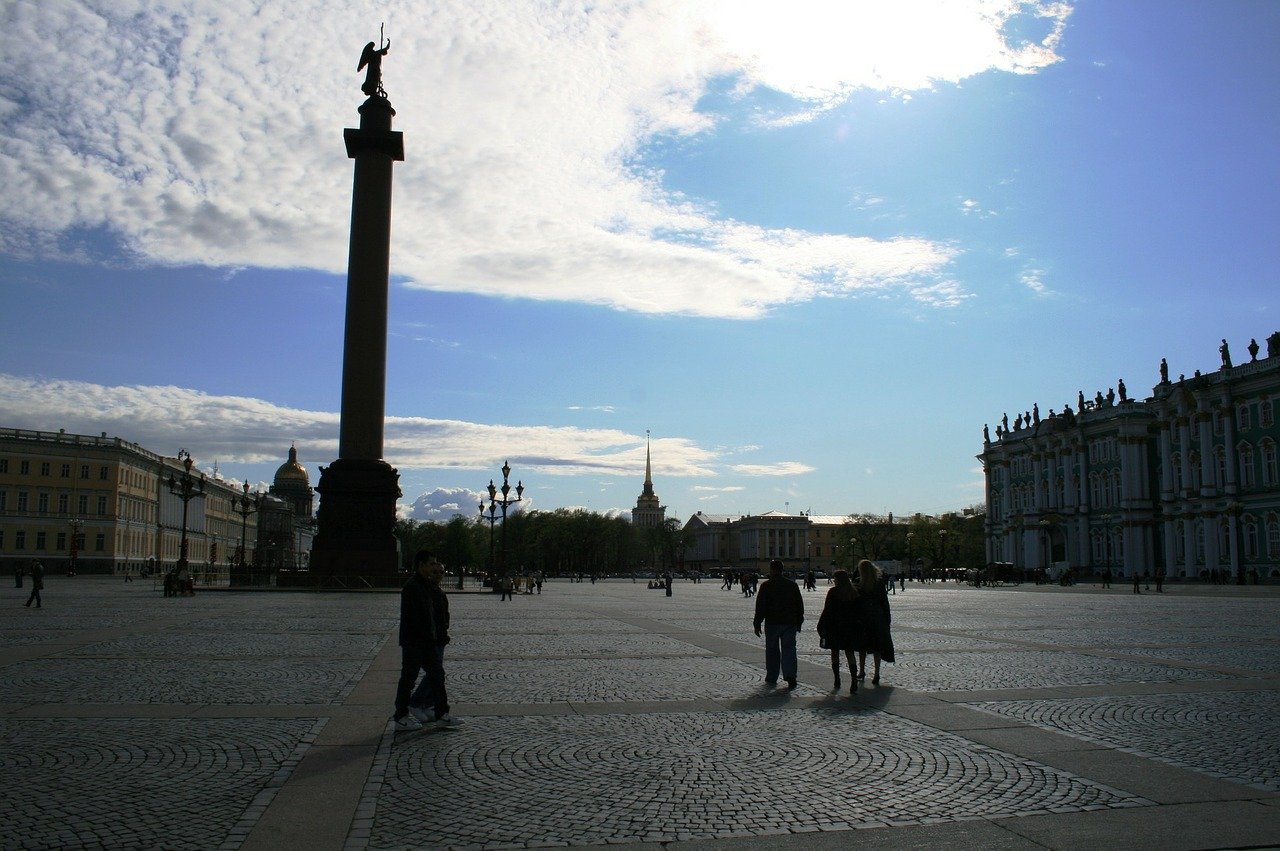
top-left (306, 459), bottom-right (401, 586)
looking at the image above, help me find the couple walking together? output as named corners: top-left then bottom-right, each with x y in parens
top-left (393, 550), bottom-right (456, 731)
top-left (753, 558), bottom-right (894, 692)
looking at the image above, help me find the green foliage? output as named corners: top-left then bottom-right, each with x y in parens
top-left (395, 508), bottom-right (694, 576)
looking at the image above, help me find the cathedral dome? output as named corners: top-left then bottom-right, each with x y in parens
top-left (273, 445), bottom-right (310, 487)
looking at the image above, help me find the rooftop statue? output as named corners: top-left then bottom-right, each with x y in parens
top-left (359, 32), bottom-right (391, 97)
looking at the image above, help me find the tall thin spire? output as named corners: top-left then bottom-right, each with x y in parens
top-left (645, 429), bottom-right (653, 487)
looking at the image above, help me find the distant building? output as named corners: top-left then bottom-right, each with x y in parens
top-left (267, 444), bottom-right (316, 569)
top-left (682, 510), bottom-right (852, 573)
top-left (0, 427), bottom-right (255, 576)
top-left (631, 433), bottom-right (666, 528)
top-left (979, 331), bottom-right (1280, 580)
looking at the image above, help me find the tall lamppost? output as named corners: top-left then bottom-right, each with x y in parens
top-left (906, 531), bottom-right (914, 582)
top-left (478, 500), bottom-right (498, 588)
top-left (166, 449), bottom-right (205, 578)
top-left (230, 481), bottom-right (260, 574)
top-left (486, 461), bottom-right (523, 579)
top-left (67, 517), bottom-right (83, 576)
top-left (938, 529), bottom-right (948, 581)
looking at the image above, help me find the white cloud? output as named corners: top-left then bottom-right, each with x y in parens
top-left (729, 462), bottom-right (815, 476)
top-left (408, 487), bottom-right (486, 521)
top-left (0, 0), bottom-right (1070, 319)
top-left (0, 374), bottom-right (839, 496)
top-left (1020, 268), bottom-right (1055, 296)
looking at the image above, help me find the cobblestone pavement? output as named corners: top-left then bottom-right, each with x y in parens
top-left (370, 710), bottom-right (1146, 849)
top-left (0, 717), bottom-right (322, 850)
top-left (2, 577), bottom-right (1279, 850)
top-left (976, 690), bottom-right (1280, 792)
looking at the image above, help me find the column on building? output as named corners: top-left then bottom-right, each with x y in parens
top-left (1178, 417), bottom-right (1194, 499)
top-left (1182, 514), bottom-right (1196, 577)
top-left (1203, 508), bottom-right (1220, 571)
top-left (1221, 402), bottom-right (1238, 494)
top-left (1046, 444), bottom-right (1059, 511)
top-left (1196, 411), bottom-right (1216, 498)
top-left (1031, 451), bottom-right (1045, 512)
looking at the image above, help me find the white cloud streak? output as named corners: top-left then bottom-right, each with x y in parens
top-left (0, 0), bottom-right (1070, 319)
top-left (0, 374), bottom-right (813, 483)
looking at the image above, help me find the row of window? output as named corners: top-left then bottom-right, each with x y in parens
top-left (1167, 439), bottom-right (1279, 492)
top-left (0, 491), bottom-right (110, 516)
top-left (1170, 514), bottom-right (1280, 563)
top-left (1209, 399), bottom-right (1277, 434)
top-left (0, 458), bottom-right (111, 480)
top-left (0, 530), bottom-right (106, 552)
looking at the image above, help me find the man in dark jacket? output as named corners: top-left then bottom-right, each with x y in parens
top-left (393, 550), bottom-right (453, 730)
top-left (753, 559), bottom-right (804, 689)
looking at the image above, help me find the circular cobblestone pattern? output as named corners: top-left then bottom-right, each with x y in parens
top-left (977, 690), bottom-right (1280, 791)
top-left (0, 658), bottom-right (368, 704)
top-left (0, 718), bottom-right (319, 850)
top-left (447, 656), bottom-right (825, 703)
top-left (449, 632), bottom-right (711, 660)
top-left (66, 631), bottom-right (387, 660)
top-left (371, 709), bottom-right (1147, 848)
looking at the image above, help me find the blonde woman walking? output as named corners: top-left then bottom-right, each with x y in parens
top-left (854, 560), bottom-right (896, 685)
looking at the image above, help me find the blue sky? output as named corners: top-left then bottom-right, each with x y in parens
top-left (1, 1), bottom-right (1276, 522)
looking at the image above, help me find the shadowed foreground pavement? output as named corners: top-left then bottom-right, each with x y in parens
top-left (2, 576), bottom-right (1279, 850)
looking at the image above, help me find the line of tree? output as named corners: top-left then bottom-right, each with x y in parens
top-left (394, 509), bottom-right (696, 578)
top-left (836, 508), bottom-right (986, 574)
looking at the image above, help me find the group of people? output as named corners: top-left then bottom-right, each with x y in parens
top-left (751, 558), bottom-right (895, 692)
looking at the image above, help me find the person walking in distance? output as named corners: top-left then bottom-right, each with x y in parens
top-left (393, 550), bottom-right (454, 730)
top-left (816, 569), bottom-right (861, 693)
top-left (23, 560), bottom-right (44, 608)
top-left (753, 559), bottom-right (804, 689)
top-left (853, 560), bottom-right (895, 685)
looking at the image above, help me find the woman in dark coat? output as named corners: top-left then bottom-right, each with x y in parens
top-left (854, 560), bottom-right (895, 684)
top-left (816, 569), bottom-right (861, 693)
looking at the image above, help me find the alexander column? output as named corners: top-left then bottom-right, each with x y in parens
top-left (310, 35), bottom-right (404, 585)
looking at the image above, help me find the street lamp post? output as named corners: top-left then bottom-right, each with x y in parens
top-left (230, 481), bottom-right (260, 579)
top-left (938, 529), bottom-right (948, 581)
top-left (67, 517), bottom-right (83, 577)
top-left (478, 500), bottom-right (498, 588)
top-left (906, 531), bottom-right (914, 582)
top-left (166, 449), bottom-right (205, 593)
top-left (485, 461), bottom-right (524, 579)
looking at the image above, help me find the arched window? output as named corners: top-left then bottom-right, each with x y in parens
top-left (1262, 439), bottom-right (1277, 487)
top-left (1189, 451), bottom-right (1202, 491)
top-left (1175, 521), bottom-right (1186, 562)
top-left (1195, 520), bottom-right (1206, 564)
top-left (1239, 443), bottom-right (1256, 488)
top-left (1262, 398), bottom-right (1274, 428)
top-left (1267, 513), bottom-right (1280, 560)
top-left (1243, 515), bottom-right (1259, 560)
top-left (1092, 530), bottom-right (1105, 563)
top-left (1218, 518), bottom-right (1230, 563)
top-left (1113, 528), bottom-right (1124, 562)
top-left (1239, 404), bottom-right (1252, 431)
top-left (1172, 453), bottom-right (1184, 491)
top-left (1215, 446), bottom-right (1227, 488)
top-left (1111, 470), bottom-right (1123, 505)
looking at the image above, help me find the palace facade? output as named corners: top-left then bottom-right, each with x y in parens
top-left (979, 332), bottom-right (1280, 580)
top-left (0, 428), bottom-right (314, 578)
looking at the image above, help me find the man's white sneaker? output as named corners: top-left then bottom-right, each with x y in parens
top-left (408, 705), bottom-right (433, 723)
top-left (432, 712), bottom-right (458, 726)
top-left (393, 714), bottom-right (422, 731)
